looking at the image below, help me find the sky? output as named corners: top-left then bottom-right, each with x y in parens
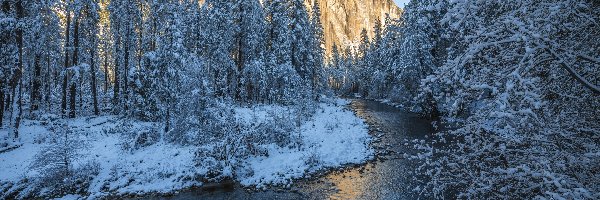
top-left (393, 0), bottom-right (410, 8)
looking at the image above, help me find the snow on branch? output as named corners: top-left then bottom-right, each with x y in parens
top-left (577, 54), bottom-right (600, 64)
top-left (546, 48), bottom-right (600, 94)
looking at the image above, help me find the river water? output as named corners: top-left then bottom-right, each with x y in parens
top-left (148, 99), bottom-right (435, 199)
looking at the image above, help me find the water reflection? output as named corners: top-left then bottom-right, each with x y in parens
top-left (324, 163), bottom-right (374, 199)
top-left (320, 99), bottom-right (434, 199)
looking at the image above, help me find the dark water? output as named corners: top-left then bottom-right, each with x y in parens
top-left (148, 99), bottom-right (434, 200)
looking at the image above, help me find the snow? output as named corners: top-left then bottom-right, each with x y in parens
top-left (0, 143), bottom-right (42, 182)
top-left (0, 120), bottom-right (47, 182)
top-left (84, 139), bottom-right (201, 197)
top-left (241, 99), bottom-right (373, 187)
top-left (234, 104), bottom-right (289, 124)
top-left (53, 194), bottom-right (83, 200)
top-left (0, 98), bottom-right (372, 198)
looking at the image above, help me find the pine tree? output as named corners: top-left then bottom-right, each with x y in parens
top-left (146, 2), bottom-right (198, 134)
top-left (308, 0), bottom-right (325, 100)
top-left (61, 0), bottom-right (71, 118)
top-left (0, 0), bottom-right (15, 127)
top-left (234, 0), bottom-right (267, 103)
top-left (200, 0), bottom-right (237, 99)
top-left (355, 28), bottom-right (370, 96)
top-left (12, 0), bottom-right (24, 138)
top-left (108, 0), bottom-right (142, 114)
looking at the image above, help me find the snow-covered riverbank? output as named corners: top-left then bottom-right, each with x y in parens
top-left (0, 99), bottom-right (372, 199)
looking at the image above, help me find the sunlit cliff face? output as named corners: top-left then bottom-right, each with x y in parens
top-left (304, 0), bottom-right (401, 57)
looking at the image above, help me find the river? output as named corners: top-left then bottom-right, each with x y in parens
top-left (146, 99), bottom-right (435, 199)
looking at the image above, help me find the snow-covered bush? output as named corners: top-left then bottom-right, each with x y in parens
top-left (413, 0), bottom-right (600, 199)
top-left (266, 108), bottom-right (301, 147)
top-left (119, 123), bottom-right (162, 152)
top-left (304, 148), bottom-right (321, 172)
top-left (30, 123), bottom-right (81, 182)
top-left (190, 103), bottom-right (306, 182)
top-left (27, 122), bottom-right (100, 198)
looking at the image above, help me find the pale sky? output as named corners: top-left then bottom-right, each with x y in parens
top-left (393, 0), bottom-right (410, 8)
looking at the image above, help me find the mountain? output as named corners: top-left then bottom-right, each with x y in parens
top-left (306, 0), bottom-right (402, 57)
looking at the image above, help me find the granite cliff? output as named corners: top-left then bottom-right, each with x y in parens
top-left (306, 0), bottom-right (402, 56)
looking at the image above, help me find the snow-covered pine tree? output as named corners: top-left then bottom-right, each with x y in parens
top-left (200, 0), bottom-right (237, 99)
top-left (289, 0), bottom-right (311, 81)
top-left (308, 0), bottom-right (325, 100)
top-left (389, 0), bottom-right (448, 112)
top-left (354, 28), bottom-right (370, 97)
top-left (108, 0), bottom-right (142, 114)
top-left (147, 2), bottom-right (189, 134)
top-left (234, 0), bottom-right (267, 104)
top-left (263, 0), bottom-right (308, 105)
top-left (0, 0), bottom-right (18, 127)
top-left (10, 0), bottom-right (25, 138)
top-left (327, 45), bottom-right (344, 92)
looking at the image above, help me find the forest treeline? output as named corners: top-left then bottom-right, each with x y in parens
top-left (0, 0), bottom-right (326, 136)
top-left (330, 0), bottom-right (599, 198)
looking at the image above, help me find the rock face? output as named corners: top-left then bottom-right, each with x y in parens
top-left (306, 0), bottom-right (402, 57)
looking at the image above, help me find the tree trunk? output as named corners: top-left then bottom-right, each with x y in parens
top-left (151, 17), bottom-right (156, 51)
top-left (0, 81), bottom-right (4, 127)
top-left (164, 109), bottom-right (170, 133)
top-left (91, 45), bottom-right (99, 115)
top-left (12, 0), bottom-right (24, 138)
top-left (14, 74), bottom-right (23, 139)
top-left (62, 9), bottom-right (71, 117)
top-left (113, 25), bottom-right (121, 112)
top-left (32, 55), bottom-right (41, 111)
top-left (123, 26), bottom-right (130, 112)
top-left (236, 4), bottom-right (244, 101)
top-left (113, 36), bottom-right (121, 111)
top-left (138, 4), bottom-right (143, 67)
top-left (1, 0), bottom-right (7, 122)
top-left (79, 76), bottom-right (82, 115)
top-left (45, 51), bottom-right (51, 112)
top-left (69, 12), bottom-right (79, 118)
top-left (103, 49), bottom-right (108, 93)
top-left (69, 83), bottom-right (76, 118)
top-left (5, 93), bottom-right (10, 113)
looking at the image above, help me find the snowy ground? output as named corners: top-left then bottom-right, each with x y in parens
top-left (0, 98), bottom-right (372, 199)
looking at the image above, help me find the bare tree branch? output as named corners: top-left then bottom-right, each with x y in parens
top-left (546, 48), bottom-right (600, 94)
top-left (577, 54), bottom-right (600, 64)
